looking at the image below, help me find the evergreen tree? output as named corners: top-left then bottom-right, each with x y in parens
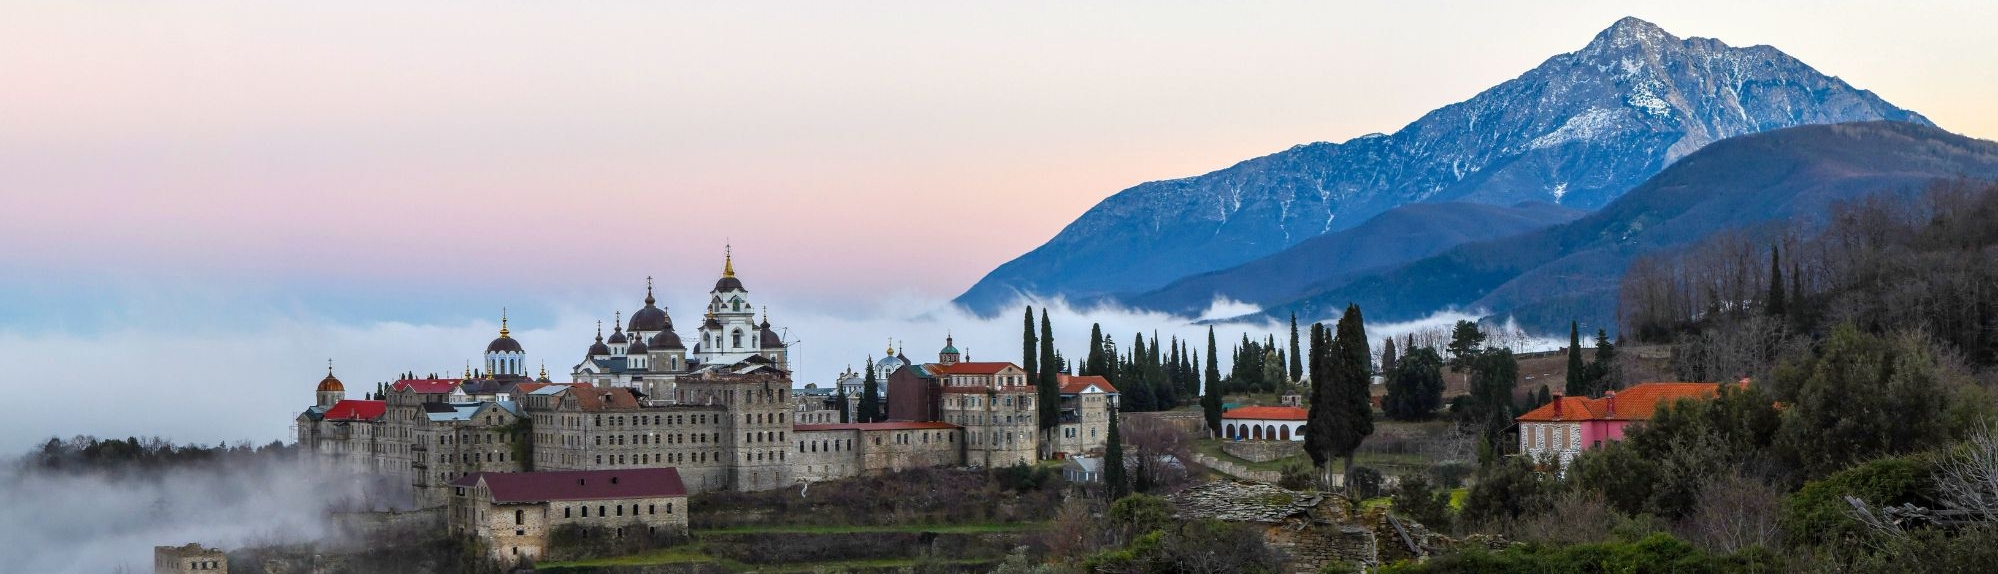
top-left (1565, 321), bottom-right (1586, 396)
top-left (836, 389), bottom-right (851, 424)
top-left (1767, 245), bottom-right (1787, 317)
top-left (1468, 349), bottom-right (1520, 456)
top-left (1022, 306), bottom-right (1038, 392)
top-left (1446, 320), bottom-right (1487, 371)
top-left (1038, 310), bottom-right (1059, 431)
top-left (859, 355), bottom-right (882, 423)
top-left (1589, 329), bottom-right (1619, 394)
top-left (1305, 323), bottom-right (1337, 476)
top-left (1086, 324), bottom-right (1105, 377)
top-left (1380, 337), bottom-right (1398, 380)
top-left (1205, 327), bottom-right (1221, 396)
top-left (1105, 405), bottom-right (1128, 500)
top-left (1289, 313), bottom-right (1304, 383)
top-left (1383, 347), bottom-right (1445, 420)
top-left (1329, 304), bottom-right (1375, 475)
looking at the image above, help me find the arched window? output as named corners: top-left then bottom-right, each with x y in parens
top-left (1280, 426), bottom-right (1291, 441)
top-left (732, 329), bottom-right (744, 348)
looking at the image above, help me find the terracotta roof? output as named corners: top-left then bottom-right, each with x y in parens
top-left (393, 379), bottom-right (463, 394)
top-left (1515, 382), bottom-right (1726, 422)
top-left (451, 468), bottom-right (686, 503)
top-left (1058, 374), bottom-right (1118, 394)
top-left (572, 387), bottom-right (643, 411)
top-left (323, 400), bottom-right (387, 421)
top-left (1223, 406), bottom-right (1308, 421)
top-left (927, 362), bottom-right (1020, 375)
top-left (793, 421), bottom-right (959, 432)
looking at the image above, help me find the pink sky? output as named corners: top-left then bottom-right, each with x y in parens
top-left (2, 1), bottom-right (1994, 302)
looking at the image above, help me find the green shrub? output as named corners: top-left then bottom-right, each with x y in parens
top-left (1781, 455), bottom-right (1933, 548)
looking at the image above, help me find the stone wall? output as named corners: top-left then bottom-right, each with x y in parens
top-left (1125, 411), bottom-right (1208, 437)
top-left (1221, 440), bottom-right (1303, 463)
top-left (1191, 453), bottom-right (1282, 483)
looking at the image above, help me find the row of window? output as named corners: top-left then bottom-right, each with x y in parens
top-left (558, 501), bottom-right (674, 520)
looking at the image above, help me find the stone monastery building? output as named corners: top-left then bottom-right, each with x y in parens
top-left (296, 249), bottom-right (1119, 510)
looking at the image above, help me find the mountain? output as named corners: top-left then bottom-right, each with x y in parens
top-left (1125, 201), bottom-right (1584, 316)
top-left (1254, 121), bottom-right (1998, 331)
top-left (955, 17), bottom-right (1932, 314)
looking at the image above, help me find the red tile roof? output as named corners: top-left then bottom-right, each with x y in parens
top-left (323, 399), bottom-right (387, 421)
top-left (1516, 382), bottom-right (1727, 422)
top-left (1223, 406), bottom-right (1308, 421)
top-left (392, 378), bottom-right (463, 394)
top-left (793, 421), bottom-right (960, 432)
top-left (928, 362), bottom-right (1020, 375)
top-left (1058, 374), bottom-right (1118, 394)
top-left (571, 387), bottom-right (643, 411)
top-left (451, 468), bottom-right (686, 503)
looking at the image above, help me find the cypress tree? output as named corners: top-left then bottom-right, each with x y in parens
top-left (836, 388), bottom-right (851, 423)
top-left (1330, 304), bottom-right (1375, 475)
top-left (1205, 327), bottom-right (1221, 396)
top-left (1022, 306), bottom-right (1038, 391)
top-left (1767, 245), bottom-right (1787, 317)
top-left (1105, 404), bottom-right (1128, 499)
top-left (1565, 321), bottom-right (1585, 396)
top-left (859, 355), bottom-right (882, 423)
top-left (1038, 310), bottom-right (1058, 431)
top-left (1086, 324), bottom-right (1105, 377)
top-left (1289, 312), bottom-right (1304, 383)
top-left (1305, 323), bottom-right (1337, 472)
top-left (1380, 337), bottom-right (1398, 387)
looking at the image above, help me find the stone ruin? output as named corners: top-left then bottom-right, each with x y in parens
top-left (1165, 481), bottom-right (1461, 573)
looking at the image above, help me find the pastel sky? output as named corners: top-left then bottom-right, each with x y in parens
top-left (0, 1), bottom-right (1992, 450)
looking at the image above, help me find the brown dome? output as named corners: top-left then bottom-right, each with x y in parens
top-left (316, 374), bottom-right (345, 393)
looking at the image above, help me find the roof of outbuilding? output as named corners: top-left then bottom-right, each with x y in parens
top-left (1516, 382), bottom-right (1728, 422)
top-left (1222, 406), bottom-right (1308, 421)
top-left (451, 468), bottom-right (687, 503)
top-left (927, 362), bottom-right (1019, 375)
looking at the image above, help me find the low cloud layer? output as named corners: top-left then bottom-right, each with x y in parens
top-left (0, 289), bottom-right (1555, 454)
top-left (0, 456), bottom-right (368, 574)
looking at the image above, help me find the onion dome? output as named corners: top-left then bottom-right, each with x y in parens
top-left (758, 307), bottom-right (783, 348)
top-left (587, 321), bottom-right (611, 356)
top-left (940, 335), bottom-right (959, 355)
top-left (629, 277), bottom-right (670, 332)
top-left (606, 312), bottom-right (627, 344)
top-left (486, 309), bottom-right (523, 353)
top-left (316, 361), bottom-right (344, 392)
top-left (650, 329), bottom-right (685, 350)
top-left (626, 336), bottom-right (650, 355)
top-left (702, 310), bottom-right (722, 330)
top-left (713, 245), bottom-right (746, 292)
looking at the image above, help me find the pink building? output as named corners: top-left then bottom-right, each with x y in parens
top-left (1515, 382), bottom-right (1728, 473)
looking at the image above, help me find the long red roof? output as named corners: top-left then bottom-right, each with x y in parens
top-left (323, 399), bottom-right (387, 421)
top-left (392, 378), bottom-right (463, 394)
top-left (1516, 382), bottom-right (1727, 422)
top-left (793, 421), bottom-right (959, 432)
top-left (928, 362), bottom-right (1019, 375)
top-left (1223, 406), bottom-right (1308, 421)
top-left (451, 468), bottom-right (686, 503)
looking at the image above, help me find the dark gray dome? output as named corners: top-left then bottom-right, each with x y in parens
top-left (486, 336), bottom-right (523, 353)
top-left (650, 330), bottom-right (685, 350)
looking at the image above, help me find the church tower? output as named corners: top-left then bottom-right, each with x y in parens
top-left (484, 309), bottom-right (526, 377)
top-left (938, 334), bottom-right (961, 365)
top-left (696, 245), bottom-right (778, 367)
top-left (315, 360), bottom-right (345, 408)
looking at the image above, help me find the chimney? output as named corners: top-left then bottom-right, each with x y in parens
top-left (1605, 390), bottom-right (1617, 417)
top-left (1552, 394), bottom-right (1563, 419)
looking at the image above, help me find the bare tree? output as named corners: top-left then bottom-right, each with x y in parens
top-left (1680, 472), bottom-right (1785, 553)
top-left (1935, 423), bottom-right (1998, 522)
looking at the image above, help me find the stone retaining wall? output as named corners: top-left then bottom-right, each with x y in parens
top-left (1191, 453), bottom-right (1282, 483)
top-left (1221, 440), bottom-right (1303, 463)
